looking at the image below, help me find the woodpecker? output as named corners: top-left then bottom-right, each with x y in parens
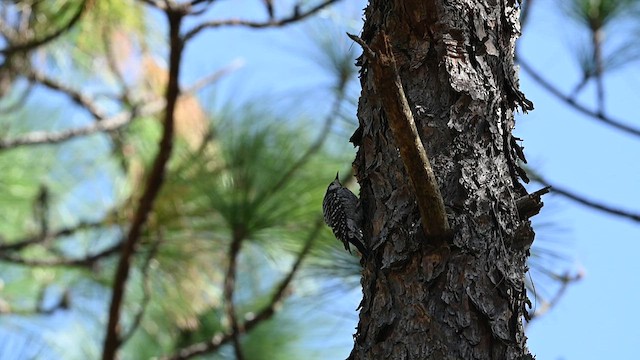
top-left (322, 173), bottom-right (368, 258)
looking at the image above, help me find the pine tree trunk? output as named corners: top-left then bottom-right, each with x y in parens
top-left (350, 1), bottom-right (536, 359)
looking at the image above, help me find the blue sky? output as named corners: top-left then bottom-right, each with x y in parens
top-left (517, 2), bottom-right (640, 359)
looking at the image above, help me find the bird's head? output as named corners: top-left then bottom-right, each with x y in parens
top-left (328, 172), bottom-right (342, 190)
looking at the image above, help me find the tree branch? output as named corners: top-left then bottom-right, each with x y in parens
top-left (224, 230), bottom-right (246, 360)
top-left (182, 59), bottom-right (244, 97)
top-left (101, 26), bottom-right (131, 105)
top-left (101, 9), bottom-right (184, 360)
top-left (0, 218), bottom-right (110, 252)
top-left (516, 186), bottom-right (551, 220)
top-left (535, 178), bottom-right (640, 223)
top-left (119, 237), bottom-right (160, 347)
top-left (188, 0), bottom-right (216, 6)
top-left (1, 287), bottom-right (70, 316)
top-left (0, 0), bottom-right (90, 56)
top-left (0, 99), bottom-right (164, 150)
top-left (183, 0), bottom-right (339, 41)
top-left (253, 70), bottom-right (348, 208)
top-left (139, 0), bottom-right (167, 10)
top-left (26, 69), bottom-right (108, 121)
top-left (162, 218), bottom-right (323, 360)
top-left (526, 270), bottom-right (583, 322)
top-left (592, 29), bottom-right (605, 114)
top-left (0, 242), bottom-right (122, 268)
top-left (518, 56), bottom-right (640, 138)
top-left (348, 32), bottom-right (450, 239)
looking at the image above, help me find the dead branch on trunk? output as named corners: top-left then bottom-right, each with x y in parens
top-left (348, 32), bottom-right (450, 240)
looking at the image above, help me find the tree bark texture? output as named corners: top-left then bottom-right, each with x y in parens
top-left (351, 1), bottom-right (535, 359)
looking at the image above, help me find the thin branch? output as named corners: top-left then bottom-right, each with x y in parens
top-left (188, 0), bottom-right (216, 6)
top-left (346, 33), bottom-right (375, 58)
top-left (0, 99), bottom-right (165, 150)
top-left (0, 0), bottom-right (90, 56)
top-left (569, 74), bottom-right (590, 100)
top-left (162, 218), bottom-right (323, 360)
top-left (2, 287), bottom-right (70, 316)
top-left (101, 26), bottom-right (131, 105)
top-left (139, 0), bottom-right (167, 10)
top-left (349, 31), bottom-right (450, 239)
top-left (181, 59), bottom-right (244, 97)
top-left (517, 56), bottom-right (640, 138)
top-left (101, 9), bottom-right (184, 360)
top-left (0, 218), bottom-right (109, 252)
top-left (592, 29), bottom-right (605, 114)
top-left (33, 184), bottom-right (49, 241)
top-left (526, 270), bottom-right (583, 322)
top-left (26, 69), bottom-right (108, 121)
top-left (535, 177), bottom-right (640, 222)
top-left (243, 217), bottom-right (322, 321)
top-left (99, 26), bottom-right (142, 171)
top-left (516, 186), bottom-right (551, 220)
top-left (183, 0), bottom-right (340, 41)
top-left (224, 231), bottom-right (246, 360)
top-left (119, 237), bottom-right (160, 347)
top-left (37, 288), bottom-right (71, 315)
top-left (253, 69), bottom-right (347, 207)
top-left (183, 0), bottom-right (216, 15)
top-left (0, 242), bottom-right (122, 268)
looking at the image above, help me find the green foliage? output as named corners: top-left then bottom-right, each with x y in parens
top-left (0, 146), bottom-right (51, 237)
top-left (7, 0), bottom-right (84, 37)
top-left (0, 107), bottom-right (60, 237)
top-left (175, 103), bottom-right (333, 242)
top-left (557, 0), bottom-right (640, 92)
top-left (0, 1), bottom-right (370, 358)
top-left (79, 0), bottom-right (147, 45)
top-left (303, 19), bottom-right (360, 92)
top-left (109, 101), bottom-right (352, 357)
top-left (306, 239), bottom-right (363, 289)
top-left (69, 0), bottom-right (147, 74)
top-left (238, 312), bottom-right (304, 360)
top-left (563, 0), bottom-right (637, 29)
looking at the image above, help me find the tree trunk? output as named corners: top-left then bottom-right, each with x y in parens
top-left (350, 1), bottom-right (536, 359)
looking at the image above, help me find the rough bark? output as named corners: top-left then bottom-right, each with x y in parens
top-left (350, 1), bottom-right (536, 359)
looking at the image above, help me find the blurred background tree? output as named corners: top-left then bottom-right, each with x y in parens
top-left (0, 0), bottom-right (638, 359)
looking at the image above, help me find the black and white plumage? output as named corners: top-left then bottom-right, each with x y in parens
top-left (322, 173), bottom-right (368, 258)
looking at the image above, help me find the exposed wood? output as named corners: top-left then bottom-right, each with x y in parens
top-left (348, 32), bottom-right (450, 240)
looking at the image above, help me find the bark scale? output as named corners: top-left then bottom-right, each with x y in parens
top-left (350, 1), bottom-right (535, 359)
